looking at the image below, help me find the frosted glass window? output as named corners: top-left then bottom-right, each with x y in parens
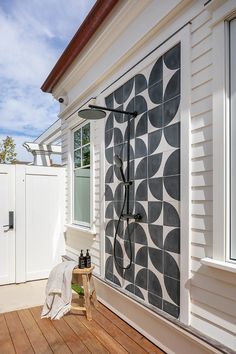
top-left (74, 168), bottom-right (90, 224)
top-left (230, 18), bottom-right (236, 260)
top-left (73, 123), bottom-right (90, 225)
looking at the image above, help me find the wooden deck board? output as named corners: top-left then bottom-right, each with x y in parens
top-left (91, 307), bottom-right (147, 354)
top-left (97, 302), bottom-right (164, 354)
top-left (78, 313), bottom-right (128, 354)
top-left (4, 311), bottom-right (33, 354)
top-left (65, 313), bottom-right (110, 354)
top-left (0, 313), bottom-right (15, 354)
top-left (52, 317), bottom-right (90, 353)
top-left (0, 303), bottom-right (165, 354)
top-left (30, 307), bottom-right (71, 354)
top-left (18, 309), bottom-right (52, 354)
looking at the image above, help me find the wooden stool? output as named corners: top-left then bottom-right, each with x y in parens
top-left (70, 265), bottom-right (98, 321)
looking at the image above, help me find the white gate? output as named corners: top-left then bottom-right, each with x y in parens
top-left (0, 165), bottom-right (15, 284)
top-left (0, 164), bottom-right (65, 285)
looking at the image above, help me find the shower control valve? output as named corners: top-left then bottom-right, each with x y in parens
top-left (121, 213), bottom-right (142, 221)
top-left (134, 213), bottom-right (142, 221)
top-left (122, 181), bottom-right (133, 186)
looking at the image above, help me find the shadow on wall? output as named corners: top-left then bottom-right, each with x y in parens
top-left (190, 264), bottom-right (236, 351)
top-left (51, 207), bottom-right (66, 264)
top-left (64, 229), bottom-right (95, 258)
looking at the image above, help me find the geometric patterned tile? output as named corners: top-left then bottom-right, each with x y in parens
top-left (105, 42), bottom-right (181, 319)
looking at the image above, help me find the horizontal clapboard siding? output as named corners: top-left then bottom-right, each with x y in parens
top-left (190, 8), bottom-right (236, 349)
top-left (57, 2), bottom-right (236, 350)
top-left (61, 116), bottom-right (101, 275)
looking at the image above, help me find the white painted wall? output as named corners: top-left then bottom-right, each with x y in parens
top-left (53, 0), bottom-right (236, 351)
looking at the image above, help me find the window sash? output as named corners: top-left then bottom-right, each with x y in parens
top-left (73, 168), bottom-right (90, 225)
top-left (72, 123), bottom-right (91, 226)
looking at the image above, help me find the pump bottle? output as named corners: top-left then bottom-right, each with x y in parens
top-left (79, 250), bottom-right (85, 269)
top-left (85, 249), bottom-right (91, 268)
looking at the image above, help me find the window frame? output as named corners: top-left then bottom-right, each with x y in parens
top-left (228, 17), bottom-right (236, 262)
top-left (207, 1), bottom-right (236, 268)
top-left (71, 120), bottom-right (93, 229)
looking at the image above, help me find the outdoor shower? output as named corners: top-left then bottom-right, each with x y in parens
top-left (78, 104), bottom-right (142, 269)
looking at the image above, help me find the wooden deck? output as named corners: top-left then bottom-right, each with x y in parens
top-left (0, 302), bottom-right (164, 353)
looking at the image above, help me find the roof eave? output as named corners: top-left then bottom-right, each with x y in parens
top-left (41, 0), bottom-right (119, 93)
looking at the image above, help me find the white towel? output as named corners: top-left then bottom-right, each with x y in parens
top-left (41, 260), bottom-right (77, 320)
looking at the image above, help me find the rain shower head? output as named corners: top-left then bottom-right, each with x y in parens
top-left (78, 104), bottom-right (138, 120)
top-left (78, 108), bottom-right (106, 120)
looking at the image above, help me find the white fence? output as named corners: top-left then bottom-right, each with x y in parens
top-left (0, 164), bottom-right (65, 285)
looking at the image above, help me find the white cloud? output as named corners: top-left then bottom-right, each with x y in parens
top-left (0, 0), bottom-right (96, 160)
top-left (11, 0), bottom-right (96, 42)
top-left (0, 85), bottom-right (57, 135)
top-left (0, 8), bottom-right (56, 86)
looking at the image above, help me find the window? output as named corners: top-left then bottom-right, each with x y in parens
top-left (230, 18), bottom-right (236, 261)
top-left (73, 123), bottom-right (91, 226)
top-left (201, 0), bottom-right (236, 272)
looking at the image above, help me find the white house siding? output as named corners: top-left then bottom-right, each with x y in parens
top-left (190, 6), bottom-right (236, 351)
top-left (58, 0), bottom-right (185, 284)
top-left (61, 113), bottom-right (103, 275)
top-left (55, 0), bottom-right (236, 351)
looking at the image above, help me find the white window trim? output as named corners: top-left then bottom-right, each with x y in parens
top-left (70, 120), bottom-right (94, 230)
top-left (201, 0), bottom-right (236, 270)
top-left (201, 257), bottom-right (236, 273)
top-left (65, 223), bottom-right (96, 235)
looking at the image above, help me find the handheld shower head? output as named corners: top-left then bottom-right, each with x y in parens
top-left (114, 155), bottom-right (126, 183)
top-left (114, 155), bottom-right (123, 168)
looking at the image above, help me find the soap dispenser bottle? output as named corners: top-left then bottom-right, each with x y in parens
top-left (85, 249), bottom-right (91, 268)
top-left (79, 250), bottom-right (85, 269)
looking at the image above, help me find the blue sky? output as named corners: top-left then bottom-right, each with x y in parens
top-left (0, 0), bottom-right (95, 161)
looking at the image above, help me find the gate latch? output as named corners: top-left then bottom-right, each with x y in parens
top-left (3, 211), bottom-right (14, 232)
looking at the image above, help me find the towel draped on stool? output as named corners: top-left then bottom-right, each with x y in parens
top-left (41, 260), bottom-right (77, 320)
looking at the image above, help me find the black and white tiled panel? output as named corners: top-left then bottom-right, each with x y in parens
top-left (105, 198), bottom-right (180, 227)
top-left (104, 43), bottom-right (181, 319)
top-left (105, 220), bottom-right (180, 317)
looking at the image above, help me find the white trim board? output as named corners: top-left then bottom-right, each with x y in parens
top-left (179, 24), bottom-right (191, 326)
top-left (201, 257), bottom-right (236, 273)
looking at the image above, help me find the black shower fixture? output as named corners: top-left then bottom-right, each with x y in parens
top-left (114, 155), bottom-right (126, 183)
top-left (78, 107), bottom-right (106, 119)
top-left (78, 103), bottom-right (141, 269)
top-left (78, 103), bottom-right (140, 218)
top-left (78, 104), bottom-right (137, 120)
top-left (113, 154), bottom-right (123, 168)
top-left (114, 154), bottom-right (141, 220)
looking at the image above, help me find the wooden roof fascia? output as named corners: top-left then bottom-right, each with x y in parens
top-left (41, 0), bottom-right (119, 93)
